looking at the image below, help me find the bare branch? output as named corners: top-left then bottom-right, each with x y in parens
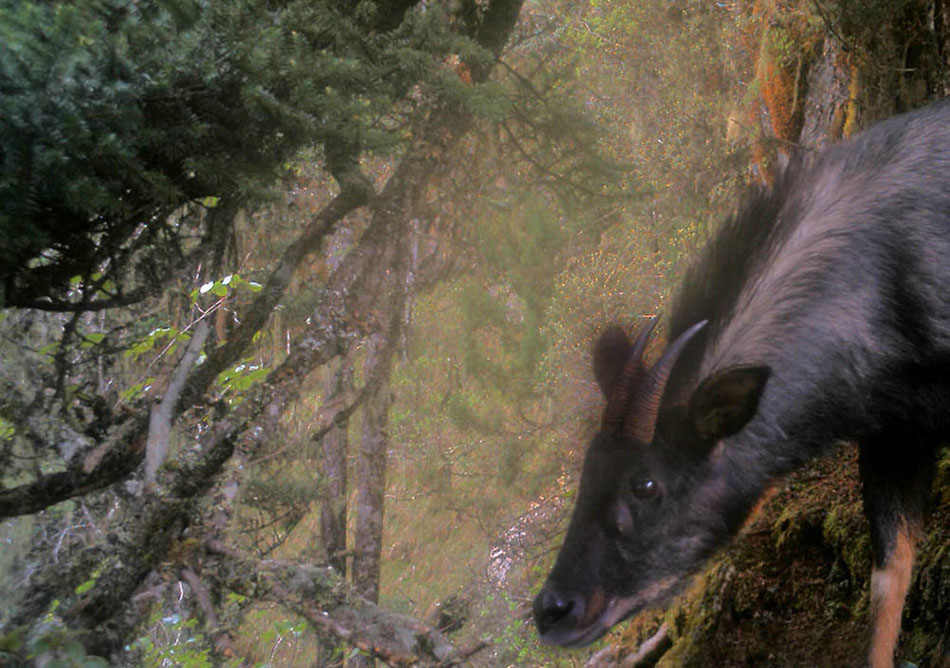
top-left (145, 320), bottom-right (210, 488)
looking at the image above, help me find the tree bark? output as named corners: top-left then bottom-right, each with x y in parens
top-left (320, 356), bottom-right (353, 577)
top-left (348, 334), bottom-right (394, 668)
top-left (352, 332), bottom-right (391, 608)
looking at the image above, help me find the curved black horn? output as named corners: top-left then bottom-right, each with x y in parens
top-left (602, 317), bottom-right (659, 429)
top-left (626, 320), bottom-right (708, 443)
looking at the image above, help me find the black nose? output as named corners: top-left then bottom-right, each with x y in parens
top-left (533, 585), bottom-right (578, 635)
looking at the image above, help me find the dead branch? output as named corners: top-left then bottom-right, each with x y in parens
top-left (205, 541), bottom-right (460, 667)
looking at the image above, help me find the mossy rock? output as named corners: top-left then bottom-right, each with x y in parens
top-left (650, 446), bottom-right (950, 667)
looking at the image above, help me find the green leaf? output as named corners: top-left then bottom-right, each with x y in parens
top-left (81, 332), bottom-right (105, 348)
top-left (39, 342), bottom-right (60, 356)
top-left (75, 579), bottom-right (96, 595)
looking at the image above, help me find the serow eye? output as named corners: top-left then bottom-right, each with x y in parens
top-left (631, 479), bottom-right (659, 500)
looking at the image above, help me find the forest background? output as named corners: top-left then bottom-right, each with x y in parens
top-left (0, 0), bottom-right (948, 666)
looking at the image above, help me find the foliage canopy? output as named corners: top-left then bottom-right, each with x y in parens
top-left (0, 0), bottom-right (498, 308)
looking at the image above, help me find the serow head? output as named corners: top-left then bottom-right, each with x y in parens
top-left (533, 318), bottom-right (770, 647)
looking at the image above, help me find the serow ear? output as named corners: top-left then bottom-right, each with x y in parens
top-left (593, 325), bottom-right (631, 398)
top-left (689, 366), bottom-right (770, 441)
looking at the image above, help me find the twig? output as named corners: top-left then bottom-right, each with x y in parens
top-left (586, 622), bottom-right (671, 668)
top-left (442, 639), bottom-right (491, 665)
top-left (622, 622), bottom-right (671, 667)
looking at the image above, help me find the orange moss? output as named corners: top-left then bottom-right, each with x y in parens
top-left (842, 61), bottom-right (862, 137)
top-left (759, 56), bottom-right (798, 142)
top-left (751, 0), bottom-right (824, 145)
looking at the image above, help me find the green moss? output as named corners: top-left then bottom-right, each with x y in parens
top-left (821, 505), bottom-right (870, 591)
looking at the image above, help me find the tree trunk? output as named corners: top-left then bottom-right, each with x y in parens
top-left (317, 356), bottom-right (353, 667)
top-left (350, 332), bottom-right (392, 668)
top-left (320, 356), bottom-right (352, 576)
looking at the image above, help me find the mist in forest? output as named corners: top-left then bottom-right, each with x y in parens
top-left (1, 0), bottom-right (947, 665)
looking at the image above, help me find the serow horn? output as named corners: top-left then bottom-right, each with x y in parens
top-left (626, 320), bottom-right (708, 443)
top-left (602, 317), bottom-right (659, 429)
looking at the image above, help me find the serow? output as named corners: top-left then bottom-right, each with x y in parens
top-left (534, 99), bottom-right (950, 668)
